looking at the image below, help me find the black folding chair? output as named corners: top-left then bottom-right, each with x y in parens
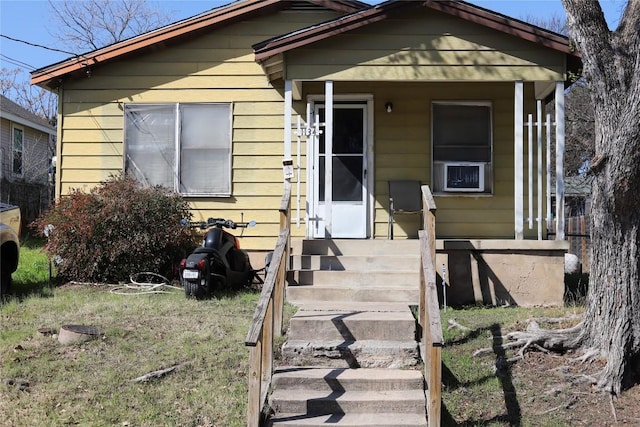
top-left (388, 180), bottom-right (422, 239)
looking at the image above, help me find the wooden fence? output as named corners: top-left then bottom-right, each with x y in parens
top-left (550, 216), bottom-right (591, 272)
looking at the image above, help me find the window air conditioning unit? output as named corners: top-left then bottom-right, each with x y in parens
top-left (443, 162), bottom-right (485, 192)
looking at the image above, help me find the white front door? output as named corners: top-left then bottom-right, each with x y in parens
top-left (311, 103), bottom-right (368, 238)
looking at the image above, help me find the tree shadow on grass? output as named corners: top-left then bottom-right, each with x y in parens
top-left (441, 323), bottom-right (522, 426)
top-left (3, 279), bottom-right (55, 303)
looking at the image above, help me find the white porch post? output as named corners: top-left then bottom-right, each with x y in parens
top-left (555, 81), bottom-right (566, 240)
top-left (324, 81), bottom-right (333, 238)
top-left (284, 80), bottom-right (292, 161)
top-left (514, 81), bottom-right (524, 240)
top-left (546, 113), bottom-right (552, 230)
top-left (537, 100), bottom-right (543, 240)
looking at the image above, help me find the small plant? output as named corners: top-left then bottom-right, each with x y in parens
top-left (32, 175), bottom-right (195, 283)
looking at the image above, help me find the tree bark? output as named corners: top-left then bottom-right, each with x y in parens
top-left (561, 0), bottom-right (640, 394)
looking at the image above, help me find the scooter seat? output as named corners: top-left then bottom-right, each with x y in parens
top-left (193, 247), bottom-right (217, 254)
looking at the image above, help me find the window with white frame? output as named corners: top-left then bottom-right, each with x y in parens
top-left (432, 102), bottom-right (492, 194)
top-left (12, 125), bottom-right (24, 176)
top-left (124, 103), bottom-right (232, 196)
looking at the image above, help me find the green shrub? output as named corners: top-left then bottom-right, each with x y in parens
top-left (32, 175), bottom-right (195, 283)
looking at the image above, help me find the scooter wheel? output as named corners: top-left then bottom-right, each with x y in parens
top-left (184, 280), bottom-right (204, 299)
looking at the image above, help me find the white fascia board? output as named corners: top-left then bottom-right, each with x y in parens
top-left (0, 111), bottom-right (55, 135)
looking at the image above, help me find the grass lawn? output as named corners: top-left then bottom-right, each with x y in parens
top-left (5, 243), bottom-right (637, 426)
top-left (1, 284), bottom-right (262, 427)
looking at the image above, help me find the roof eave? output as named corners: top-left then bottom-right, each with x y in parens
top-left (254, 1), bottom-right (404, 63)
top-left (255, 0), bottom-right (581, 67)
top-left (0, 110), bottom-right (56, 134)
top-left (31, 0), bottom-right (289, 90)
top-left (427, 0), bottom-right (575, 55)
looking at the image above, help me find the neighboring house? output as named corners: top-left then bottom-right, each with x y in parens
top-left (30, 0), bottom-right (581, 305)
top-left (550, 175), bottom-right (592, 272)
top-left (0, 94), bottom-right (55, 225)
top-left (566, 176), bottom-right (593, 217)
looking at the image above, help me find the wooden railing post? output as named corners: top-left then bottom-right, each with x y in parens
top-left (275, 181), bottom-right (291, 336)
top-left (420, 186), bottom-right (437, 340)
top-left (247, 335), bottom-right (262, 427)
top-left (419, 185), bottom-right (442, 427)
top-left (421, 185), bottom-right (437, 275)
top-left (245, 182), bottom-right (292, 426)
top-left (261, 299), bottom-right (274, 404)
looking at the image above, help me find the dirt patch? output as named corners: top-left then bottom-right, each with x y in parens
top-left (508, 352), bottom-right (640, 426)
top-left (441, 308), bottom-right (640, 426)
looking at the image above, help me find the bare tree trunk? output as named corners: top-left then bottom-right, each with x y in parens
top-left (581, 130), bottom-right (640, 393)
top-left (561, 0), bottom-right (640, 394)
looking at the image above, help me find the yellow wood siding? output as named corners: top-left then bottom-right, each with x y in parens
top-left (285, 8), bottom-right (566, 82)
top-left (57, 10), bottom-right (342, 250)
top-left (56, 7), bottom-right (561, 248)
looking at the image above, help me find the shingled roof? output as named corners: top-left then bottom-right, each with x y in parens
top-left (0, 94), bottom-right (55, 134)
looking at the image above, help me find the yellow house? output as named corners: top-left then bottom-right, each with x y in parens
top-left (31, 0), bottom-right (580, 255)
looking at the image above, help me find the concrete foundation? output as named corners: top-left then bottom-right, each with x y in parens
top-left (436, 239), bottom-right (569, 307)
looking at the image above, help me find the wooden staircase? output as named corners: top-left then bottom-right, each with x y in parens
top-left (266, 239), bottom-right (428, 426)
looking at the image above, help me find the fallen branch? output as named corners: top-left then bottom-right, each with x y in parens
top-left (544, 386), bottom-right (564, 396)
top-left (474, 320), bottom-right (585, 358)
top-left (473, 340), bottom-right (523, 357)
top-left (447, 318), bottom-right (470, 331)
top-left (131, 363), bottom-right (185, 383)
top-left (527, 313), bottom-right (582, 325)
top-left (538, 395), bottom-right (578, 415)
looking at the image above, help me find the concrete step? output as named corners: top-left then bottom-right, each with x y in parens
top-left (281, 339), bottom-right (419, 369)
top-left (288, 270), bottom-right (419, 286)
top-left (292, 239), bottom-right (420, 256)
top-left (270, 389), bottom-right (426, 415)
top-left (286, 309), bottom-right (416, 342)
top-left (290, 254), bottom-right (420, 271)
top-left (268, 413), bottom-right (427, 426)
top-left (292, 301), bottom-right (414, 312)
top-left (286, 285), bottom-right (419, 304)
top-left (269, 368), bottom-right (427, 425)
top-left (272, 367), bottom-right (424, 392)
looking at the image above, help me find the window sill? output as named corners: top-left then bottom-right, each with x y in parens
top-left (433, 192), bottom-right (494, 197)
top-left (182, 193), bottom-right (232, 198)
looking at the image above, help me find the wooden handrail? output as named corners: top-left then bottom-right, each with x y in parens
top-left (245, 230), bottom-right (289, 346)
top-left (419, 185), bottom-right (442, 427)
top-left (245, 181), bottom-right (291, 427)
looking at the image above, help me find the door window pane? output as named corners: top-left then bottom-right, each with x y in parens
top-left (317, 106), bottom-right (365, 203)
top-left (333, 156), bottom-right (363, 201)
top-left (333, 109), bottom-right (364, 154)
top-left (318, 156), bottom-right (364, 202)
top-left (318, 107), bottom-right (364, 154)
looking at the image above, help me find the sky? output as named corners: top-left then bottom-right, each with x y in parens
top-left (0, 0), bottom-right (629, 83)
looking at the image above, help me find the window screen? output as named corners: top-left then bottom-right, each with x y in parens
top-left (124, 103), bottom-right (232, 196)
top-left (432, 102), bottom-right (492, 193)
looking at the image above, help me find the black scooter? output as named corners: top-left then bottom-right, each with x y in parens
top-left (180, 218), bottom-right (261, 299)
